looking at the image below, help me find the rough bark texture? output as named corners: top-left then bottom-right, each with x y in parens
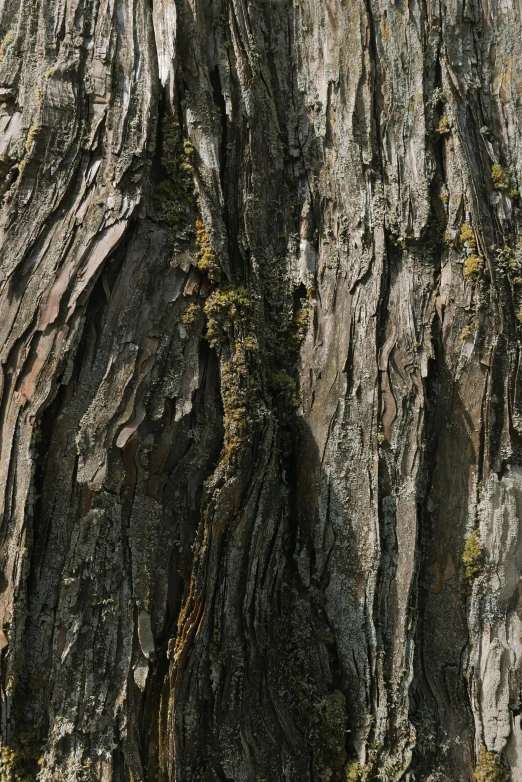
top-left (1, 0), bottom-right (522, 779)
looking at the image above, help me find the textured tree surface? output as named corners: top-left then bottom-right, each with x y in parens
top-left (2, 0), bottom-right (522, 779)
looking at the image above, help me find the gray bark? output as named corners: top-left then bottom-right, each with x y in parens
top-left (0, 0), bottom-right (521, 779)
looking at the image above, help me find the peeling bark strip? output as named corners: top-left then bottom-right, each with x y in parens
top-left (1, 0), bottom-right (522, 778)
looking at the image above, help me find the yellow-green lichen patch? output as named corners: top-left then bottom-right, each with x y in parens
top-left (24, 124), bottom-right (39, 155)
top-left (220, 342), bottom-right (261, 459)
top-left (436, 115), bottom-right (450, 135)
top-left (6, 121), bottom-right (40, 181)
top-left (195, 219), bottom-right (221, 283)
top-left (344, 748), bottom-right (382, 782)
top-left (463, 529), bottom-right (482, 581)
top-left (464, 256), bottom-right (483, 280)
top-left (474, 746), bottom-right (509, 782)
top-left (204, 285), bottom-right (260, 461)
top-left (491, 163), bottom-right (510, 191)
top-left (204, 285), bottom-right (251, 349)
top-left (291, 301), bottom-right (311, 347)
top-left (0, 728), bottom-right (44, 782)
top-left (0, 30), bottom-right (14, 63)
top-left (346, 761), bottom-right (364, 782)
top-left (459, 222), bottom-right (476, 249)
top-left (181, 303), bottom-right (203, 329)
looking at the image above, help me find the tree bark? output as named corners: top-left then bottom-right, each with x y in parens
top-left (1, 0), bottom-right (522, 779)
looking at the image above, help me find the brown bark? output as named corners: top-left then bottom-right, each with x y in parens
top-left (1, 0), bottom-right (522, 779)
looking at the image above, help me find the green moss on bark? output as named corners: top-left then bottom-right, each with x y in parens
top-left (195, 220), bottom-right (221, 282)
top-left (181, 303), bottom-right (203, 329)
top-left (491, 163), bottom-right (510, 191)
top-left (204, 285), bottom-right (261, 461)
top-left (0, 728), bottom-right (43, 782)
top-left (474, 746), bottom-right (510, 782)
top-left (154, 117), bottom-right (197, 230)
top-left (463, 529), bottom-right (483, 580)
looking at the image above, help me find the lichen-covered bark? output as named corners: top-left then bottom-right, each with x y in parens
top-left (1, 0), bottom-right (522, 779)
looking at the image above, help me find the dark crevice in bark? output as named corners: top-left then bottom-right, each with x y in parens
top-left (409, 309), bottom-right (446, 775)
top-left (210, 67), bottom-right (228, 196)
top-left (409, 305), bottom-right (476, 778)
top-left (209, 65), bottom-right (241, 282)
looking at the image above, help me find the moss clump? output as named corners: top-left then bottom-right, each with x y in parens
top-left (291, 303), bottom-right (311, 348)
top-left (460, 222), bottom-right (476, 249)
top-left (344, 752), bottom-right (381, 781)
top-left (195, 219), bottom-right (221, 283)
top-left (463, 529), bottom-right (483, 580)
top-left (204, 285), bottom-right (260, 460)
top-left (154, 117), bottom-right (197, 230)
top-left (265, 297), bottom-right (311, 419)
top-left (204, 285), bottom-right (251, 349)
top-left (0, 728), bottom-right (43, 782)
top-left (346, 762), bottom-right (364, 782)
top-left (464, 256), bottom-right (483, 279)
top-left (24, 124), bottom-right (39, 155)
top-left (181, 303), bottom-right (203, 329)
top-left (436, 115), bottom-right (450, 135)
top-left (296, 689), bottom-right (348, 782)
top-left (221, 343), bottom-right (260, 459)
top-left (203, 286), bottom-right (251, 337)
top-left (316, 690), bottom-right (348, 781)
top-left (491, 163), bottom-right (510, 191)
top-left (474, 746), bottom-right (509, 782)
top-left (0, 30), bottom-right (14, 63)
top-left (266, 368), bottom-right (299, 407)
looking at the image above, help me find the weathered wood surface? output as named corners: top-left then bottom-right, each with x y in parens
top-left (1, 0), bottom-right (522, 779)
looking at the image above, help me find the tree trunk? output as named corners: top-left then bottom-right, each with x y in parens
top-left (0, 0), bottom-right (521, 779)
